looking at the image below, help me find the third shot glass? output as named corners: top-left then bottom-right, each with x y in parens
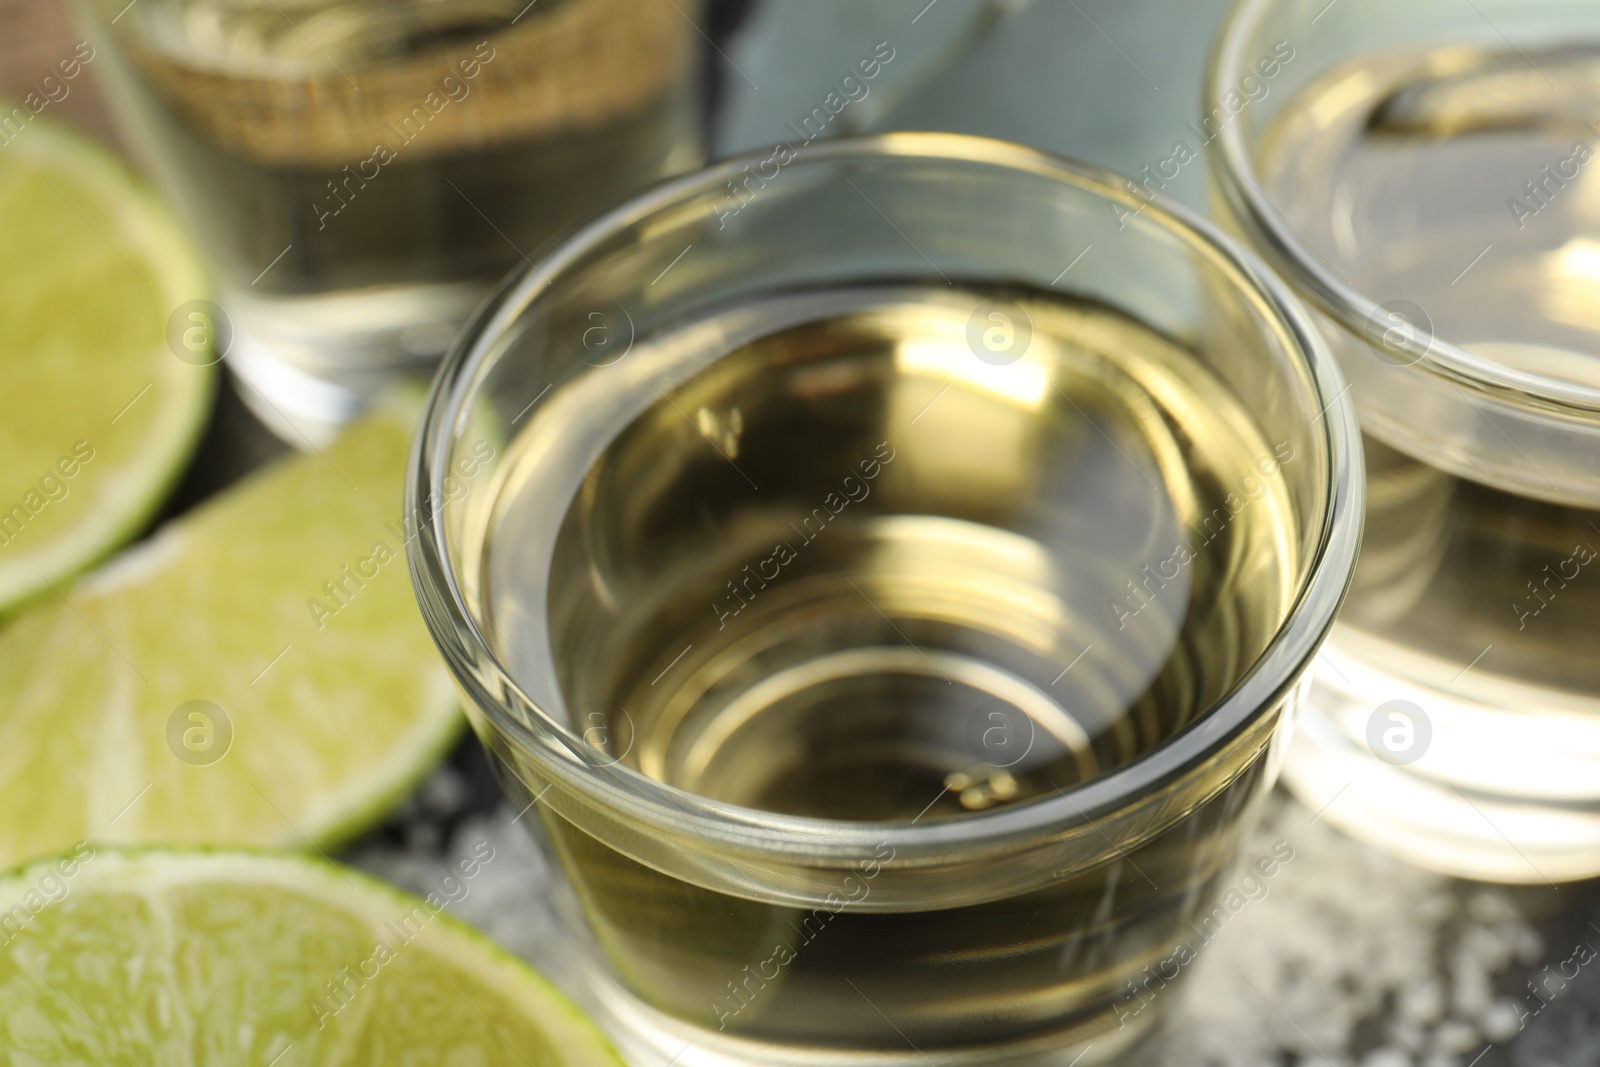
top-left (1210, 0), bottom-right (1600, 882)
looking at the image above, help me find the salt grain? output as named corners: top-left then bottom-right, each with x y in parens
top-left (1154, 793), bottom-right (1539, 1066)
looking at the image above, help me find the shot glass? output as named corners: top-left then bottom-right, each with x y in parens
top-left (1209, 0), bottom-right (1600, 882)
top-left (73, 0), bottom-right (705, 441)
top-left (409, 133), bottom-right (1361, 1065)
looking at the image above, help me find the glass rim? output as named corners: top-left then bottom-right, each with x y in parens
top-left (1207, 0), bottom-right (1600, 419)
top-left (408, 131), bottom-right (1364, 860)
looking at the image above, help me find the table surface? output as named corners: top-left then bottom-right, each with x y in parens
top-left (6, 1), bottom-right (1600, 1064)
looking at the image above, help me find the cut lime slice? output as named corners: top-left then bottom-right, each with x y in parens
top-left (0, 398), bottom-right (463, 870)
top-left (0, 848), bottom-right (622, 1064)
top-left (0, 114), bottom-right (215, 615)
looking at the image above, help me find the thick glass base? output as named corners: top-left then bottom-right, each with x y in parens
top-left (517, 841), bottom-right (1165, 1067)
top-left (1283, 638), bottom-right (1600, 884)
top-left (222, 279), bottom-right (484, 447)
top-left (580, 953), bottom-right (1153, 1067)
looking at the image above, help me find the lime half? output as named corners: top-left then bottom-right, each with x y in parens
top-left (0, 114), bottom-right (215, 615)
top-left (0, 398), bottom-right (462, 870)
top-left (0, 847), bottom-right (622, 1064)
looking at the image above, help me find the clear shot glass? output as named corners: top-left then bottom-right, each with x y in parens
top-left (1209, 0), bottom-right (1600, 882)
top-left (72, 0), bottom-right (705, 441)
top-left (409, 133), bottom-right (1361, 1065)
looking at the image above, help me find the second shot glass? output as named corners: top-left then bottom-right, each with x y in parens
top-left (74, 0), bottom-right (706, 440)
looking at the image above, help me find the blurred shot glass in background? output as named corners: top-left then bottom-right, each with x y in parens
top-left (409, 134), bottom-right (1361, 1065)
top-left (1211, 0), bottom-right (1600, 882)
top-left (74, 0), bottom-right (705, 440)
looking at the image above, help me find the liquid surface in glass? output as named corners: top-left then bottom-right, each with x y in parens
top-left (485, 284), bottom-right (1299, 822)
